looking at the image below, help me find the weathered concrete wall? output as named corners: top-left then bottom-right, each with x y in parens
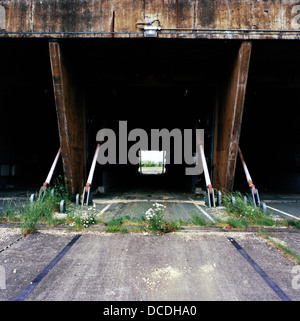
top-left (0, 0), bottom-right (300, 39)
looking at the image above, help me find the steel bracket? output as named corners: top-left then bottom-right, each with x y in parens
top-left (249, 187), bottom-right (260, 208)
top-left (205, 187), bottom-right (216, 208)
top-left (81, 184), bottom-right (92, 206)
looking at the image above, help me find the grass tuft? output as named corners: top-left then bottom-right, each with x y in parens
top-left (222, 191), bottom-right (276, 228)
top-left (258, 231), bottom-right (300, 264)
top-left (189, 213), bottom-right (208, 226)
top-left (21, 184), bottom-right (71, 236)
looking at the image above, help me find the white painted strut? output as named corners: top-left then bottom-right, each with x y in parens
top-left (85, 143), bottom-right (101, 192)
top-left (238, 147), bottom-right (256, 193)
top-left (42, 148), bottom-right (61, 192)
top-left (199, 144), bottom-right (213, 194)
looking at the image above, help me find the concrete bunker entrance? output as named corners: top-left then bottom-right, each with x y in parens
top-left (1, 39), bottom-right (300, 199)
top-left (50, 38), bottom-right (300, 197)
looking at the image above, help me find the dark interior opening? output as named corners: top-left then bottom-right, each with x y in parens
top-left (1, 38), bottom-right (300, 195)
top-left (86, 85), bottom-right (215, 193)
top-left (78, 39), bottom-right (231, 193)
top-left (0, 39), bottom-right (60, 192)
top-left (235, 40), bottom-right (300, 194)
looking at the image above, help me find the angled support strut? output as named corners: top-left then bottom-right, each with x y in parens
top-left (199, 144), bottom-right (215, 208)
top-left (39, 148), bottom-right (61, 199)
top-left (82, 143), bottom-right (101, 206)
top-left (238, 147), bottom-right (260, 207)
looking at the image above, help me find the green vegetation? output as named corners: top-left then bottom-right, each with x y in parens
top-left (21, 187), bottom-right (70, 236)
top-left (0, 204), bottom-right (20, 223)
top-left (145, 203), bottom-right (182, 233)
top-left (1, 183), bottom-right (299, 236)
top-left (104, 217), bottom-right (130, 233)
top-left (0, 177), bottom-right (71, 236)
top-left (258, 231), bottom-right (300, 265)
top-left (189, 213), bottom-right (209, 226)
top-left (222, 191), bottom-right (276, 228)
top-left (286, 219), bottom-right (300, 229)
top-left (140, 160), bottom-right (164, 167)
top-left (103, 214), bottom-right (169, 234)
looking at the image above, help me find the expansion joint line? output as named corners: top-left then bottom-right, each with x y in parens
top-left (228, 237), bottom-right (291, 301)
top-left (13, 234), bottom-right (81, 301)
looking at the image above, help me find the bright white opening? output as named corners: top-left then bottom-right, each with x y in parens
top-left (138, 150), bottom-right (166, 174)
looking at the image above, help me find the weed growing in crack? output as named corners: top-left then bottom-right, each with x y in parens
top-left (145, 203), bottom-right (181, 233)
top-left (145, 203), bottom-right (165, 231)
top-left (67, 206), bottom-right (100, 230)
top-left (105, 217), bottom-right (129, 233)
top-left (82, 212), bottom-right (96, 228)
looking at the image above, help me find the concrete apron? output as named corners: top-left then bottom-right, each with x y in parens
top-left (0, 229), bottom-right (299, 301)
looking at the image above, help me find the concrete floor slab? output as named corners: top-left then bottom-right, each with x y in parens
top-left (0, 229), bottom-right (299, 301)
top-left (264, 202), bottom-right (300, 220)
top-left (94, 200), bottom-right (214, 224)
top-left (92, 191), bottom-right (215, 223)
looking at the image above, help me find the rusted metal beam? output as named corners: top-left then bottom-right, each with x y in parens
top-left (213, 41), bottom-right (252, 191)
top-left (49, 41), bottom-right (86, 194)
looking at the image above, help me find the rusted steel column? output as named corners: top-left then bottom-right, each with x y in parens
top-left (49, 41), bottom-right (86, 194)
top-left (213, 41), bottom-right (252, 191)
